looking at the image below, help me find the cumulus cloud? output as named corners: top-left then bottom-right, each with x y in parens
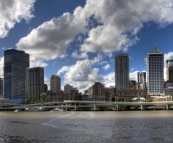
top-left (57, 66), bottom-right (70, 75)
top-left (72, 50), bottom-right (88, 59)
top-left (164, 52), bottom-right (173, 64)
top-left (0, 0), bottom-right (35, 38)
top-left (103, 72), bottom-right (115, 87)
top-left (80, 0), bottom-right (173, 53)
top-left (103, 64), bottom-right (110, 70)
top-left (0, 57), bottom-right (4, 78)
top-left (30, 59), bottom-right (48, 68)
top-left (44, 75), bottom-right (49, 85)
top-left (164, 52), bottom-right (173, 80)
top-left (16, 12), bottom-right (87, 60)
top-left (16, 0), bottom-right (173, 60)
top-left (130, 71), bottom-right (139, 81)
top-left (57, 55), bottom-right (105, 92)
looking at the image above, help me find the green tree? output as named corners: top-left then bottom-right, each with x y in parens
top-left (105, 91), bottom-right (110, 101)
top-left (40, 93), bottom-right (47, 103)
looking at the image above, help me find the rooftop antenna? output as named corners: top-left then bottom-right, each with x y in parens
top-left (154, 44), bottom-right (157, 50)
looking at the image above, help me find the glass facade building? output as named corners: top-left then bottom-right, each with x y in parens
top-left (147, 47), bottom-right (164, 95)
top-left (0, 78), bottom-right (3, 95)
top-left (4, 49), bottom-right (29, 99)
top-left (115, 54), bottom-right (129, 94)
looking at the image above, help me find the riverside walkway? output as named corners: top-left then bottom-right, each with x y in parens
top-left (1, 100), bottom-right (173, 111)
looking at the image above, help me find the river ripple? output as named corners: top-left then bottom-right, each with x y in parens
top-left (0, 111), bottom-right (173, 143)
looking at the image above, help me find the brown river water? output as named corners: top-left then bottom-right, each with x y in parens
top-left (0, 111), bottom-right (173, 143)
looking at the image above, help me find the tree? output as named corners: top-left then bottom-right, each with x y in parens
top-left (105, 91), bottom-right (110, 101)
top-left (40, 93), bottom-right (47, 103)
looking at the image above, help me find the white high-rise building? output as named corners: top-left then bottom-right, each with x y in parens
top-left (147, 46), bottom-right (164, 95)
top-left (115, 54), bottom-right (129, 94)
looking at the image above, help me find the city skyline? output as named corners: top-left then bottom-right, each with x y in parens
top-left (0, 0), bottom-right (173, 93)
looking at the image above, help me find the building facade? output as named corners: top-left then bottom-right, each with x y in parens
top-left (0, 78), bottom-right (3, 96)
top-left (50, 75), bottom-right (61, 93)
top-left (44, 84), bottom-right (48, 92)
top-left (117, 89), bottom-right (147, 100)
top-left (166, 59), bottom-right (173, 83)
top-left (71, 88), bottom-right (78, 95)
top-left (129, 80), bottom-right (136, 89)
top-left (28, 67), bottom-right (44, 100)
top-left (64, 84), bottom-right (73, 94)
top-left (115, 54), bottom-right (129, 94)
top-left (4, 49), bottom-right (29, 99)
top-left (137, 72), bottom-right (146, 91)
top-left (147, 47), bottom-right (164, 95)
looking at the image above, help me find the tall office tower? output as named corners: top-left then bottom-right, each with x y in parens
top-left (166, 59), bottom-right (173, 83)
top-left (137, 72), bottom-right (146, 90)
top-left (50, 75), bottom-right (61, 93)
top-left (4, 49), bottom-right (29, 99)
top-left (28, 67), bottom-right (44, 100)
top-left (147, 46), bottom-right (164, 95)
top-left (115, 54), bottom-right (129, 94)
top-left (64, 84), bottom-right (73, 94)
top-left (0, 78), bottom-right (3, 95)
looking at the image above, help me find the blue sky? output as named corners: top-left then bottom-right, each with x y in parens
top-left (0, 0), bottom-right (173, 92)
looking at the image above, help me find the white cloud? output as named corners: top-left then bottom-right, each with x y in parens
top-left (0, 57), bottom-right (4, 78)
top-left (0, 0), bottom-right (35, 38)
top-left (131, 68), bottom-right (134, 71)
top-left (103, 72), bottom-right (115, 87)
top-left (57, 55), bottom-right (104, 92)
top-left (30, 60), bottom-right (48, 68)
top-left (80, 0), bottom-right (173, 54)
top-left (16, 0), bottom-right (173, 60)
top-left (164, 52), bottom-right (173, 64)
top-left (103, 64), bottom-right (110, 70)
top-left (60, 54), bottom-right (68, 59)
top-left (130, 71), bottom-right (139, 81)
top-left (44, 75), bottom-right (49, 85)
top-left (16, 11), bottom-right (87, 60)
top-left (57, 66), bottom-right (70, 75)
top-left (71, 50), bottom-right (88, 59)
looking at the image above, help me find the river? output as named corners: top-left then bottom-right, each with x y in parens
top-left (0, 111), bottom-right (173, 143)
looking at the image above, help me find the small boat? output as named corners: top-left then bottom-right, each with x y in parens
top-left (14, 109), bottom-right (21, 112)
top-left (50, 108), bottom-right (63, 112)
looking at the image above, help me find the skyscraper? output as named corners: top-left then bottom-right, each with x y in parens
top-left (4, 49), bottom-right (29, 99)
top-left (28, 67), bottom-right (44, 100)
top-left (115, 54), bottom-right (129, 94)
top-left (166, 59), bottom-right (173, 83)
top-left (50, 75), bottom-right (61, 93)
top-left (137, 72), bottom-right (146, 91)
top-left (0, 78), bottom-right (3, 96)
top-left (147, 46), bottom-right (164, 95)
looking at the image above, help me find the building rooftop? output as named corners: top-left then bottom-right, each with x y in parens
top-left (148, 46), bottom-right (162, 54)
top-left (115, 53), bottom-right (128, 57)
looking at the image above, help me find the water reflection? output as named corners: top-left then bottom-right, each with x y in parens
top-left (0, 111), bottom-right (173, 142)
